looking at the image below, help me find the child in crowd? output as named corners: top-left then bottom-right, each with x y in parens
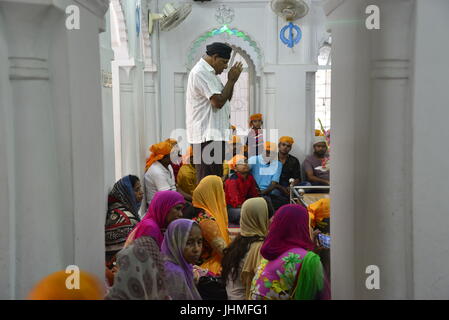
top-left (246, 114), bottom-right (264, 159)
top-left (224, 155), bottom-right (259, 224)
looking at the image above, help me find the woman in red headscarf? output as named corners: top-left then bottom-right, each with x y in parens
top-left (249, 204), bottom-right (330, 300)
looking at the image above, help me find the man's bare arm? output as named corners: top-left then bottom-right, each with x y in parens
top-left (305, 170), bottom-right (330, 185)
top-left (210, 80), bottom-right (236, 109)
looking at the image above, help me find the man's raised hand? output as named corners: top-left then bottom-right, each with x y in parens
top-left (228, 62), bottom-right (243, 82)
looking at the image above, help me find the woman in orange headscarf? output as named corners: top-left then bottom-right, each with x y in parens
top-left (28, 270), bottom-right (104, 300)
top-left (189, 176), bottom-right (230, 275)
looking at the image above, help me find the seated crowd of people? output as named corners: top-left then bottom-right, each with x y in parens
top-left (28, 113), bottom-right (331, 300)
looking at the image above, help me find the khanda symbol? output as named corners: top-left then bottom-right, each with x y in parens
top-left (280, 22), bottom-right (302, 48)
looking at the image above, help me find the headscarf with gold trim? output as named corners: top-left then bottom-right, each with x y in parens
top-left (192, 176), bottom-right (229, 244)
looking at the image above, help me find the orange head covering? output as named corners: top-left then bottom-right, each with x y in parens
top-left (264, 141), bottom-right (277, 152)
top-left (27, 270), bottom-right (104, 300)
top-left (307, 198), bottom-right (330, 228)
top-left (145, 141), bottom-right (173, 172)
top-left (192, 176), bottom-right (229, 245)
top-left (228, 154), bottom-right (247, 171)
top-left (230, 125), bottom-right (236, 130)
top-left (182, 146), bottom-right (193, 164)
top-left (249, 113), bottom-right (263, 127)
top-left (250, 113), bottom-right (263, 121)
top-left (165, 139), bottom-right (178, 150)
top-left (279, 136), bottom-right (295, 145)
top-left (228, 135), bottom-right (241, 145)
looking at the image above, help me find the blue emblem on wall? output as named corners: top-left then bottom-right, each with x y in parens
top-left (136, 4), bottom-right (141, 36)
top-left (280, 22), bottom-right (302, 48)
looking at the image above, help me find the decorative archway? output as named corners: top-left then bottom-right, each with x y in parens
top-left (186, 25), bottom-right (264, 77)
top-left (110, 0), bottom-right (130, 61)
top-left (140, 0), bottom-right (156, 71)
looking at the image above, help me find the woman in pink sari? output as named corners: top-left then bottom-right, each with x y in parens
top-left (126, 190), bottom-right (185, 248)
top-left (249, 204), bottom-right (330, 300)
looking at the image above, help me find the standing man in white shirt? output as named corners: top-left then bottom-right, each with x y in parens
top-left (186, 42), bottom-right (243, 183)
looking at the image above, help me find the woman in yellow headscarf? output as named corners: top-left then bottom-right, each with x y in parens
top-left (28, 270), bottom-right (104, 300)
top-left (190, 175), bottom-right (230, 275)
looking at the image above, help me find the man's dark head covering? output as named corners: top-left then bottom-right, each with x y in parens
top-left (206, 42), bottom-right (232, 59)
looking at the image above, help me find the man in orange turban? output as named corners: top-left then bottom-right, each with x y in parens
top-left (246, 113), bottom-right (264, 158)
top-left (278, 136), bottom-right (302, 187)
top-left (145, 141), bottom-right (173, 172)
top-left (249, 113), bottom-right (263, 127)
top-left (271, 135), bottom-right (307, 210)
top-left (143, 141), bottom-right (179, 205)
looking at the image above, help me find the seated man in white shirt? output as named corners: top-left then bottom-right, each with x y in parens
top-left (186, 42), bottom-right (243, 184)
top-left (144, 141), bottom-right (191, 207)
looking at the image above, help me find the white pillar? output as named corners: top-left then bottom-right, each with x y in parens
top-left (327, 0), bottom-right (366, 299)
top-left (0, 0), bottom-right (109, 299)
top-left (411, 0), bottom-right (449, 299)
top-left (119, 69), bottom-right (138, 176)
top-left (329, 0), bottom-right (449, 299)
top-left (174, 72), bottom-right (187, 133)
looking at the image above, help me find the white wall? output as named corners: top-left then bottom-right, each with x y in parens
top-left (0, 0), bottom-right (109, 299)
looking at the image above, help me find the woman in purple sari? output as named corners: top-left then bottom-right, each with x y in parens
top-left (126, 190), bottom-right (185, 248)
top-left (161, 219), bottom-right (203, 300)
top-left (249, 204), bottom-right (330, 300)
